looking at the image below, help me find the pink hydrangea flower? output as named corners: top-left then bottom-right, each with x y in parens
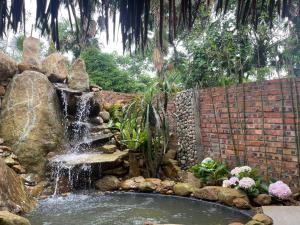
top-left (230, 167), bottom-right (241, 176)
top-left (222, 179), bottom-right (231, 188)
top-left (268, 181), bottom-right (292, 200)
top-left (239, 177), bottom-right (255, 189)
top-left (222, 177), bottom-right (239, 188)
top-left (229, 177), bottom-right (239, 185)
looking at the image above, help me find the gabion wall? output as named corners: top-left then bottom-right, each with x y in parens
top-left (175, 89), bottom-right (199, 169)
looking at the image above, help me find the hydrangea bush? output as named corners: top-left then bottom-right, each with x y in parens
top-left (191, 158), bottom-right (293, 202)
top-left (268, 181), bottom-right (292, 200)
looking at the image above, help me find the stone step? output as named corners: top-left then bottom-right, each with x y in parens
top-left (50, 150), bottom-right (129, 167)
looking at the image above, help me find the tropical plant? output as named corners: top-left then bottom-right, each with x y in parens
top-left (190, 158), bottom-right (229, 186)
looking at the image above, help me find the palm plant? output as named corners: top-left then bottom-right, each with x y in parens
top-left (1, 1), bottom-right (296, 51)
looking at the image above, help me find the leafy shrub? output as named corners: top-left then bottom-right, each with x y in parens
top-left (190, 158), bottom-right (229, 186)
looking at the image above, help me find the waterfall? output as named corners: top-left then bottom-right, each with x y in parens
top-left (52, 91), bottom-right (95, 195)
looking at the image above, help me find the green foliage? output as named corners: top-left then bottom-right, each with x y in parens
top-left (190, 159), bottom-right (229, 186)
top-left (80, 48), bottom-right (155, 93)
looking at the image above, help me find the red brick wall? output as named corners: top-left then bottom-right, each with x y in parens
top-left (100, 91), bottom-right (139, 105)
top-left (195, 78), bottom-right (300, 189)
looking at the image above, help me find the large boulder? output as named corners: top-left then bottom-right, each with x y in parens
top-left (0, 159), bottom-right (35, 213)
top-left (68, 59), bottom-right (89, 91)
top-left (0, 52), bottom-right (18, 81)
top-left (18, 37), bottom-right (42, 73)
top-left (0, 71), bottom-right (64, 177)
top-left (0, 211), bottom-right (31, 225)
top-left (42, 53), bottom-right (69, 82)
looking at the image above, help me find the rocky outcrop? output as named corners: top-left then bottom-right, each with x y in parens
top-left (0, 52), bottom-right (18, 81)
top-left (0, 211), bottom-right (31, 225)
top-left (0, 71), bottom-right (64, 177)
top-left (42, 53), bottom-right (69, 82)
top-left (0, 159), bottom-right (35, 213)
top-left (194, 186), bottom-right (251, 209)
top-left (68, 59), bottom-right (89, 91)
top-left (18, 37), bottom-right (42, 73)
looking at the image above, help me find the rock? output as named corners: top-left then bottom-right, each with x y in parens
top-left (99, 111), bottom-right (110, 122)
top-left (100, 144), bottom-right (117, 154)
top-left (22, 173), bottom-right (39, 186)
top-left (245, 220), bottom-right (264, 225)
top-left (0, 146), bottom-right (12, 152)
top-left (68, 59), bottom-right (89, 91)
top-left (42, 53), bottom-right (69, 82)
top-left (181, 172), bottom-right (203, 189)
top-left (0, 71), bottom-right (64, 177)
top-left (253, 194), bottom-right (272, 206)
top-left (233, 198), bottom-right (251, 209)
top-left (145, 178), bottom-right (162, 186)
top-left (12, 165), bottom-right (26, 174)
top-left (0, 138), bottom-right (4, 144)
top-left (0, 211), bottom-right (31, 225)
top-left (194, 186), bottom-right (250, 209)
top-left (27, 181), bottom-right (47, 198)
top-left (0, 159), bottom-right (35, 213)
top-left (90, 116), bottom-right (103, 125)
top-left (0, 52), bottom-right (18, 81)
top-left (157, 180), bottom-right (175, 194)
top-left (163, 149), bottom-right (177, 162)
top-left (4, 156), bottom-right (18, 166)
top-left (0, 85), bottom-right (6, 96)
top-left (18, 63), bottom-right (44, 73)
top-left (162, 158), bottom-right (181, 180)
top-left (120, 176), bottom-right (145, 190)
top-left (102, 166), bottom-right (128, 176)
top-left (173, 183), bottom-right (193, 196)
top-left (252, 214), bottom-right (273, 225)
top-left (138, 181), bottom-right (157, 192)
top-left (95, 175), bottom-right (120, 191)
top-left (19, 37), bottom-right (42, 73)
top-left (138, 178), bottom-right (162, 192)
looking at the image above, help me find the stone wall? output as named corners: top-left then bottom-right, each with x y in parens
top-left (175, 77), bottom-right (300, 189)
top-left (175, 90), bottom-right (199, 169)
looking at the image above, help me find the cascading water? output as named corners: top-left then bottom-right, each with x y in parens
top-left (69, 92), bottom-right (94, 153)
top-left (51, 91), bottom-right (95, 194)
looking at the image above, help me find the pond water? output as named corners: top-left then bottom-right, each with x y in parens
top-left (27, 192), bottom-right (250, 225)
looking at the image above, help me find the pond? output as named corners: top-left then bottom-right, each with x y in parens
top-left (27, 192), bottom-right (251, 225)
